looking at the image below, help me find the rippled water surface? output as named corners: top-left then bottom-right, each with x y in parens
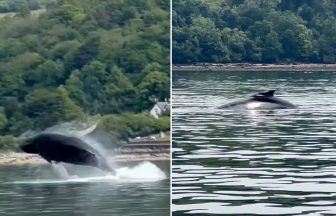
top-left (172, 71), bottom-right (336, 215)
top-left (0, 161), bottom-right (169, 216)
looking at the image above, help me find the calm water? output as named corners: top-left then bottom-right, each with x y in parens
top-left (0, 161), bottom-right (169, 216)
top-left (172, 71), bottom-right (336, 215)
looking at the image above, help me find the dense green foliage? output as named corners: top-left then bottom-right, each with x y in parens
top-left (0, 135), bottom-right (19, 151)
top-left (173, 0), bottom-right (336, 64)
top-left (0, 0), bottom-right (54, 13)
top-left (99, 113), bottom-right (170, 141)
top-left (0, 0), bottom-right (170, 146)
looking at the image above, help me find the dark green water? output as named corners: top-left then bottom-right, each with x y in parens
top-left (172, 71), bottom-right (336, 215)
top-left (0, 161), bottom-right (170, 216)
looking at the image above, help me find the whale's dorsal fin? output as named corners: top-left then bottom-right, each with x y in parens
top-left (256, 90), bottom-right (275, 97)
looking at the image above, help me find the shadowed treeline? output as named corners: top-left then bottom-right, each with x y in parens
top-left (173, 0), bottom-right (336, 64)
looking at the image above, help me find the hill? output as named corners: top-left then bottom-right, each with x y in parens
top-left (173, 0), bottom-right (336, 64)
top-left (0, 0), bottom-right (170, 149)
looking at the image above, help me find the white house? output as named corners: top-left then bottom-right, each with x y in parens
top-left (150, 101), bottom-right (170, 118)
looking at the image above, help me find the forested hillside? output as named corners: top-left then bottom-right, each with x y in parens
top-left (0, 0), bottom-right (170, 148)
top-left (173, 0), bottom-right (336, 64)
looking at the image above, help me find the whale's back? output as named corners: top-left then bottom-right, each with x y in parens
top-left (218, 90), bottom-right (296, 110)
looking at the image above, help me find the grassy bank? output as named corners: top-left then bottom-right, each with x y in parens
top-left (173, 63), bottom-right (336, 72)
top-left (0, 135), bottom-right (19, 151)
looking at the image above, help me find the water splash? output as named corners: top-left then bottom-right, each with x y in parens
top-left (80, 135), bottom-right (116, 172)
top-left (115, 161), bottom-right (166, 181)
top-left (51, 162), bottom-right (71, 179)
top-left (11, 161), bottom-right (166, 184)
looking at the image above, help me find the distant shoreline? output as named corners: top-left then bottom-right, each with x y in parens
top-left (173, 63), bottom-right (336, 72)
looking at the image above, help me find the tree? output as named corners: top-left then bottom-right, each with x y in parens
top-left (99, 67), bottom-right (137, 113)
top-left (137, 71), bottom-right (169, 109)
top-left (65, 70), bottom-right (86, 106)
top-left (17, 5), bottom-right (31, 17)
top-left (0, 113), bottom-right (8, 131)
top-left (172, 0), bottom-right (329, 63)
top-left (28, 60), bottom-right (65, 87)
top-left (261, 32), bottom-right (283, 62)
top-left (68, 33), bottom-right (100, 69)
top-left (23, 88), bottom-right (84, 129)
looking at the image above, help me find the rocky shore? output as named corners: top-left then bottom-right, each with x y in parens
top-left (173, 63), bottom-right (336, 72)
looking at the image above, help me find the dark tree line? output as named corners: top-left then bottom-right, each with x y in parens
top-left (0, 0), bottom-right (170, 144)
top-left (173, 0), bottom-right (336, 64)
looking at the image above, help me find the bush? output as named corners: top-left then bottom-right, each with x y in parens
top-left (0, 135), bottom-right (19, 151)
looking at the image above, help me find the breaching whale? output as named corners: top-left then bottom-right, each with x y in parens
top-left (20, 133), bottom-right (114, 173)
top-left (218, 90), bottom-right (296, 110)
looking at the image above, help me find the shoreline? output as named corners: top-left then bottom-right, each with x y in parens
top-left (0, 141), bottom-right (170, 166)
top-left (0, 152), bottom-right (169, 166)
top-left (173, 63), bottom-right (336, 72)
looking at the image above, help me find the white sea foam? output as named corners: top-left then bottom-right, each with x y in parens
top-left (115, 161), bottom-right (166, 181)
top-left (11, 161), bottom-right (166, 184)
top-left (51, 162), bottom-right (70, 179)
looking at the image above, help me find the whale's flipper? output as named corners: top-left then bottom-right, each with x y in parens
top-left (255, 90), bottom-right (275, 97)
top-left (75, 122), bottom-right (98, 137)
top-left (41, 121), bottom-right (99, 137)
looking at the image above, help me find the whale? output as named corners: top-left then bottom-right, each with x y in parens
top-left (218, 90), bottom-right (296, 110)
top-left (20, 133), bottom-right (114, 173)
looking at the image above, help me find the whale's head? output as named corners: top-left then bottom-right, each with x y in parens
top-left (20, 137), bottom-right (39, 153)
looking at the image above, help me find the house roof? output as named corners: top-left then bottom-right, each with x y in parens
top-left (156, 102), bottom-right (169, 110)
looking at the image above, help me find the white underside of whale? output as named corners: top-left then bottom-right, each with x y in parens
top-left (245, 101), bottom-right (285, 110)
top-left (246, 102), bottom-right (263, 109)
